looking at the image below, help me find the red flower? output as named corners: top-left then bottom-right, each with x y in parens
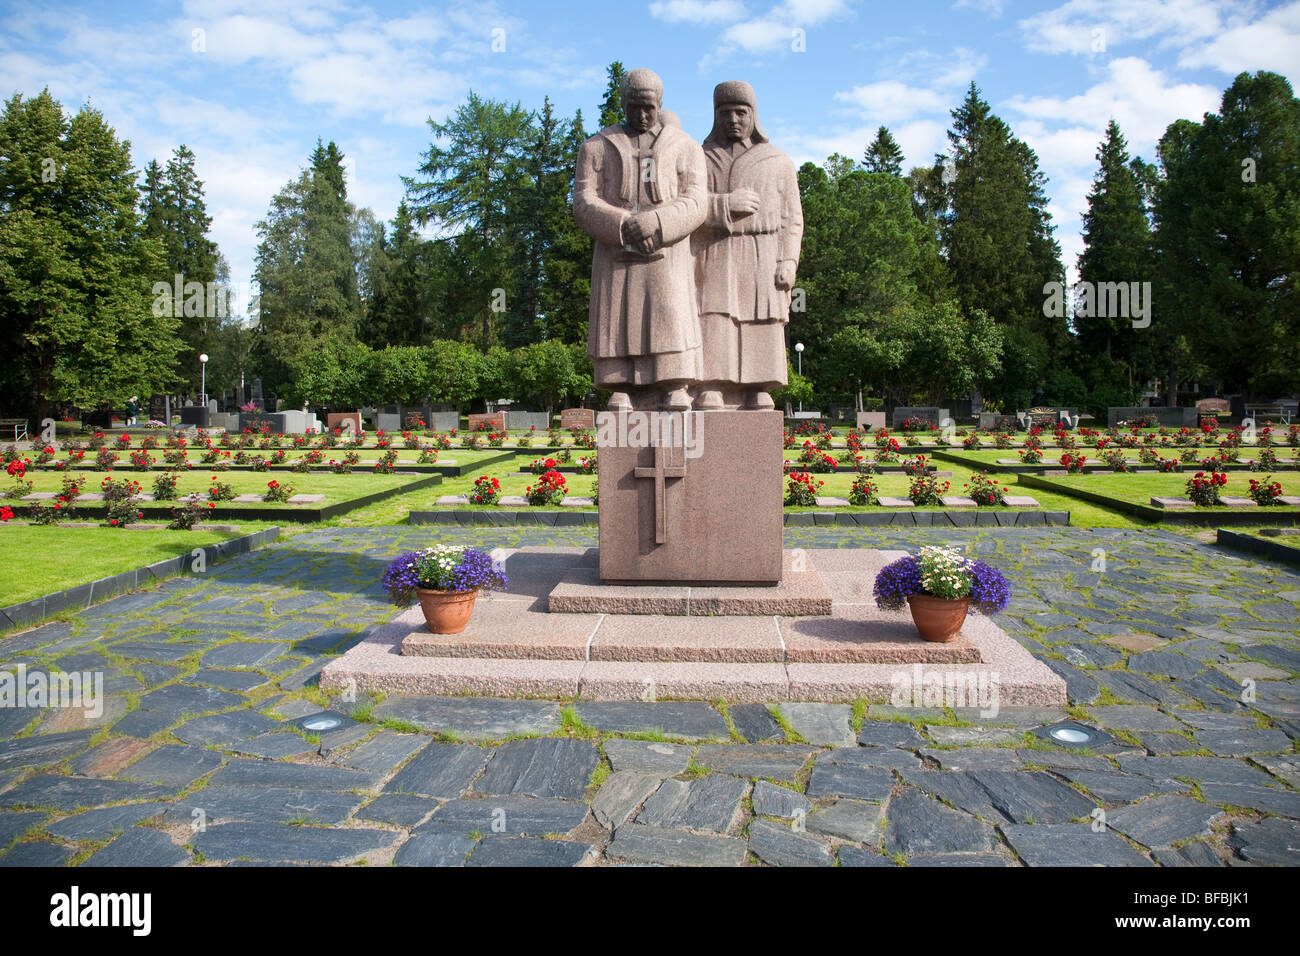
top-left (110, 519), bottom-right (117, 525)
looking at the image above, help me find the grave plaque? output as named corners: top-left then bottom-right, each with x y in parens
top-left (561, 408), bottom-right (596, 430)
top-left (468, 412), bottom-right (505, 432)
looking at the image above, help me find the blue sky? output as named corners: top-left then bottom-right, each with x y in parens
top-left (4, 0), bottom-right (1298, 312)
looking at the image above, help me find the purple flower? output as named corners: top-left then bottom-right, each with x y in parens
top-left (873, 556), bottom-right (922, 611)
top-left (873, 553), bottom-right (1012, 616)
top-left (968, 560), bottom-right (1010, 615)
top-left (382, 551), bottom-right (424, 606)
top-left (451, 549), bottom-right (509, 593)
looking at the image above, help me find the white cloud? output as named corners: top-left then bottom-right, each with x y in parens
top-left (648, 0), bottom-right (748, 24)
top-left (1018, 0), bottom-right (1227, 56)
top-left (694, 0), bottom-right (852, 63)
top-left (831, 46), bottom-right (985, 128)
top-left (1178, 1), bottom-right (1300, 78)
top-left (835, 82), bottom-right (949, 124)
top-left (1006, 57), bottom-right (1221, 150)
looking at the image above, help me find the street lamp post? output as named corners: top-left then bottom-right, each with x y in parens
top-left (199, 353), bottom-right (209, 410)
top-left (795, 342), bottom-right (804, 414)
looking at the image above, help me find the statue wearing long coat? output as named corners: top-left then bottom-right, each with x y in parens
top-left (573, 121), bottom-right (707, 388)
top-left (693, 138), bottom-right (803, 390)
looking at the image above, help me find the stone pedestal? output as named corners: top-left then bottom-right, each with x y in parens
top-left (597, 409), bottom-right (782, 584)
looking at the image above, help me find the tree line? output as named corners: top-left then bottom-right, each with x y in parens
top-left (1, 67), bottom-right (1295, 423)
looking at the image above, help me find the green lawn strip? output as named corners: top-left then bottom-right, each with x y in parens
top-left (11, 469), bottom-right (419, 508)
top-left (1027, 471), bottom-right (1299, 506)
top-left (0, 525), bottom-right (250, 606)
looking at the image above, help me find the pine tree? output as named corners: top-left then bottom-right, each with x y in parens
top-left (598, 62), bottom-right (626, 129)
top-left (863, 126), bottom-right (904, 176)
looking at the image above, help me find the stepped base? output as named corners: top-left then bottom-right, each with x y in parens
top-left (321, 548), bottom-right (1065, 704)
top-left (547, 550), bottom-right (831, 616)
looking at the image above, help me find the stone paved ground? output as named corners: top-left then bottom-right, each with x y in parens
top-left (1, 527), bottom-right (1297, 866)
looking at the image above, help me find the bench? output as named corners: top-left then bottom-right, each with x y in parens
top-left (0, 419), bottom-right (28, 441)
top-left (1246, 404), bottom-right (1293, 426)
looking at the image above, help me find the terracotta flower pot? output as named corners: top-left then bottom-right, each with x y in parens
top-left (416, 588), bottom-right (479, 634)
top-left (906, 593), bottom-right (970, 643)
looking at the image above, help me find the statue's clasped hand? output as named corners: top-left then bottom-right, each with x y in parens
top-left (729, 187), bottom-right (760, 216)
top-left (622, 213), bottom-right (661, 254)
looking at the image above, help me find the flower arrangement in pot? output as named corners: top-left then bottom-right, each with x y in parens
top-left (873, 546), bottom-right (1010, 643)
top-left (382, 544), bottom-right (509, 634)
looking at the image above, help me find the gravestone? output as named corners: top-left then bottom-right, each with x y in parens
top-left (855, 411), bottom-right (886, 431)
top-left (1020, 407), bottom-right (1060, 430)
top-left (250, 378), bottom-right (264, 411)
top-left (179, 407), bottom-right (209, 428)
top-left (1196, 398), bottom-right (1230, 425)
top-left (893, 407), bottom-right (948, 430)
top-left (376, 406), bottom-right (402, 433)
top-left (148, 394), bottom-right (168, 423)
top-left (468, 412), bottom-right (505, 432)
top-left (403, 407), bottom-right (434, 430)
top-left (327, 412), bottom-right (362, 435)
top-left (238, 412), bottom-right (283, 433)
top-left (1107, 406), bottom-right (1197, 428)
top-left (428, 412), bottom-right (459, 432)
top-left (561, 408), bottom-right (596, 430)
top-left (979, 413), bottom-right (1021, 432)
top-left (505, 411), bottom-right (551, 431)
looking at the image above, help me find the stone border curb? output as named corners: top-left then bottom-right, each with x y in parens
top-left (408, 509), bottom-right (1068, 527)
top-left (1216, 529), bottom-right (1300, 567)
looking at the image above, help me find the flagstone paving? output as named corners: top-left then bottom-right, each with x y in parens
top-left (0, 526), bottom-right (1297, 866)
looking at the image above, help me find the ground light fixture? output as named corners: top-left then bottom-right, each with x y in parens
top-left (1031, 719), bottom-right (1112, 749)
top-left (294, 711), bottom-right (353, 734)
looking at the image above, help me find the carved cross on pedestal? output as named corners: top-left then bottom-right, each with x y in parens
top-left (633, 443), bottom-right (686, 545)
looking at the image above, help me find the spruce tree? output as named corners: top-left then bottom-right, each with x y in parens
top-left (598, 62), bottom-right (626, 129)
top-left (1076, 120), bottom-right (1153, 376)
top-left (863, 126), bottom-right (904, 176)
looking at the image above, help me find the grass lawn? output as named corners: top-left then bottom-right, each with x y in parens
top-left (0, 525), bottom-right (251, 607)
top-left (10, 469), bottom-right (422, 508)
top-left (1033, 471), bottom-right (1300, 507)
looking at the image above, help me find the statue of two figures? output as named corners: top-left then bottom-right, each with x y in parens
top-left (574, 70), bottom-right (804, 413)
